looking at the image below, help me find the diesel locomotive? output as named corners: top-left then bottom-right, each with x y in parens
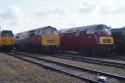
top-left (111, 27), bottom-right (125, 54)
top-left (15, 26), bottom-right (60, 53)
top-left (0, 30), bottom-right (15, 51)
top-left (59, 24), bottom-right (114, 56)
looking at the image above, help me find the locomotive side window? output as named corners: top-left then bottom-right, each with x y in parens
top-left (30, 33), bottom-right (35, 37)
top-left (86, 28), bottom-right (94, 34)
top-left (16, 36), bottom-right (19, 39)
top-left (15, 35), bottom-right (20, 40)
top-left (75, 32), bottom-right (80, 36)
top-left (29, 31), bottom-right (35, 37)
top-left (38, 30), bottom-right (43, 35)
top-left (17, 32), bottom-right (29, 40)
top-left (81, 31), bottom-right (85, 35)
top-left (35, 30), bottom-right (39, 35)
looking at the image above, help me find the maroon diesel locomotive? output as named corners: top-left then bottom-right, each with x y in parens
top-left (59, 24), bottom-right (114, 56)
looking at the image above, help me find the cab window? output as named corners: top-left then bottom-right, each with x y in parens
top-left (1, 31), bottom-right (14, 37)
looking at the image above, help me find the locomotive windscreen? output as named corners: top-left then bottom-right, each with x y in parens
top-left (43, 29), bottom-right (58, 34)
top-left (95, 25), bottom-right (111, 35)
top-left (1, 31), bottom-right (14, 37)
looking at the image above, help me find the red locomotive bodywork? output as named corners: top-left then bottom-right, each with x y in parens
top-left (59, 24), bottom-right (114, 56)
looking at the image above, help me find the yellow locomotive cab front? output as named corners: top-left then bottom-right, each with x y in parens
top-left (0, 30), bottom-right (15, 51)
top-left (41, 34), bottom-right (60, 46)
top-left (1, 37), bottom-right (15, 46)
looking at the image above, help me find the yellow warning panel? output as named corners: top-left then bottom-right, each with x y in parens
top-left (42, 34), bottom-right (60, 46)
top-left (100, 36), bottom-right (114, 45)
top-left (1, 37), bottom-right (15, 45)
top-left (0, 38), bottom-right (2, 46)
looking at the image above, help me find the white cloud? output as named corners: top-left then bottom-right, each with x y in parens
top-left (0, 6), bottom-right (24, 20)
top-left (100, 5), bottom-right (125, 15)
top-left (79, 1), bottom-right (96, 13)
top-left (0, 6), bottom-right (29, 33)
top-left (35, 7), bottom-right (66, 17)
top-left (0, 0), bottom-right (125, 34)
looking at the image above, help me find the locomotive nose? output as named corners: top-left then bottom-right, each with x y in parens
top-left (42, 34), bottom-right (60, 46)
top-left (99, 36), bottom-right (114, 45)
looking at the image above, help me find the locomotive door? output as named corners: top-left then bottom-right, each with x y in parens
top-left (85, 28), bottom-right (95, 46)
top-left (80, 30), bottom-right (88, 46)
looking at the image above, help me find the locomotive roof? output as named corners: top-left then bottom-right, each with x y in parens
top-left (16, 26), bottom-right (56, 35)
top-left (0, 30), bottom-right (12, 32)
top-left (0, 30), bottom-right (12, 33)
top-left (29, 26), bottom-right (56, 32)
top-left (122, 26), bottom-right (125, 30)
top-left (111, 27), bottom-right (125, 33)
top-left (59, 24), bottom-right (108, 33)
top-left (111, 28), bottom-right (121, 32)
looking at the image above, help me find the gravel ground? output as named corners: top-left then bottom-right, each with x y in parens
top-left (0, 52), bottom-right (85, 83)
top-left (40, 56), bottom-right (125, 77)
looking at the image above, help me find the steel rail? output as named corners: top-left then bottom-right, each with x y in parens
top-left (8, 52), bottom-right (125, 83)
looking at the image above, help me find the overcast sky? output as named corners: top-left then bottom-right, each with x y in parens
top-left (0, 0), bottom-right (125, 33)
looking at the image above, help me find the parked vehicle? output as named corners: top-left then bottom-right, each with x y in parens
top-left (0, 30), bottom-right (15, 51)
top-left (111, 27), bottom-right (125, 54)
top-left (15, 26), bottom-right (60, 53)
top-left (59, 24), bottom-right (114, 56)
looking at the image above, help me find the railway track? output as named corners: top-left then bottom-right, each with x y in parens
top-left (11, 51), bottom-right (125, 77)
top-left (56, 51), bottom-right (125, 68)
top-left (108, 55), bottom-right (125, 61)
top-left (15, 51), bottom-right (125, 69)
top-left (7, 52), bottom-right (125, 83)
